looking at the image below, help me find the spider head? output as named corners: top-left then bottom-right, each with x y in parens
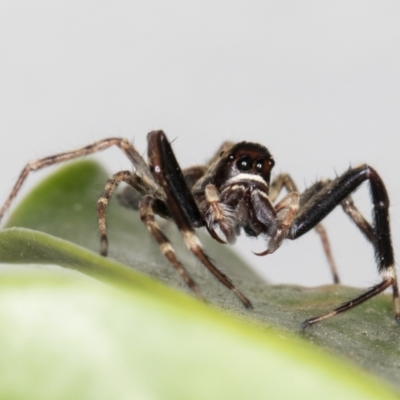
top-left (213, 142), bottom-right (275, 187)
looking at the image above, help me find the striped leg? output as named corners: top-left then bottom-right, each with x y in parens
top-left (302, 279), bottom-right (396, 328)
top-left (0, 137), bottom-right (157, 223)
top-left (147, 130), bottom-right (252, 308)
top-left (139, 195), bottom-right (203, 299)
top-left (180, 227), bottom-right (253, 308)
top-left (289, 165), bottom-right (400, 327)
top-left (97, 170), bottom-right (136, 256)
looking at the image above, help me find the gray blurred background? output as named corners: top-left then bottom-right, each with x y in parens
top-left (1, 1), bottom-right (399, 287)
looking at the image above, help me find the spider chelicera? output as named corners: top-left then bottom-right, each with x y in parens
top-left (1, 130), bottom-right (399, 328)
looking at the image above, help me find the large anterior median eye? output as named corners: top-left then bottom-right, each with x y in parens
top-left (237, 155), bottom-right (252, 171)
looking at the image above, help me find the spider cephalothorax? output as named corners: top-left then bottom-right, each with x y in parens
top-left (195, 141), bottom-right (275, 190)
top-left (192, 141), bottom-right (279, 244)
top-left (1, 130), bottom-right (399, 327)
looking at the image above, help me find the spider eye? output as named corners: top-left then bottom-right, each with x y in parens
top-left (237, 155), bottom-right (252, 171)
top-left (227, 153), bottom-right (235, 161)
top-left (255, 159), bottom-right (264, 172)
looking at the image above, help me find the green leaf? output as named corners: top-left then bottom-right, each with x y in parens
top-left (0, 160), bottom-right (399, 399)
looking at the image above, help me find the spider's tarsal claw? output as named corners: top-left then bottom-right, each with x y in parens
top-left (393, 295), bottom-right (400, 324)
top-left (301, 310), bottom-right (336, 329)
top-left (194, 291), bottom-right (207, 303)
top-left (189, 282), bottom-right (206, 302)
top-left (234, 290), bottom-right (253, 309)
top-left (301, 319), bottom-right (312, 330)
top-left (100, 236), bottom-right (108, 256)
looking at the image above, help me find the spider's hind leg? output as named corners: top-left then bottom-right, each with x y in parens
top-left (0, 137), bottom-right (157, 223)
top-left (287, 165), bottom-right (400, 326)
top-left (97, 170), bottom-right (162, 256)
top-left (97, 165), bottom-right (198, 296)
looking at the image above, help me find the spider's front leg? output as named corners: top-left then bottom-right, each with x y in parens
top-left (146, 130), bottom-right (253, 308)
top-left (285, 165), bottom-right (399, 327)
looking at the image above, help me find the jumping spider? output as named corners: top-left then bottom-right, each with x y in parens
top-left (1, 130), bottom-right (399, 328)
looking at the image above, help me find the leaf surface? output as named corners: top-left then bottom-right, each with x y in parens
top-left (1, 160), bottom-right (399, 399)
